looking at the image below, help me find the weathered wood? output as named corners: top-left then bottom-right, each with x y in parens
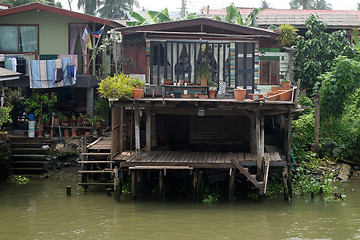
top-left (86, 137), bottom-right (103, 148)
top-left (120, 107), bottom-right (124, 152)
top-left (192, 169), bottom-right (198, 202)
top-left (134, 105), bottom-right (141, 159)
top-left (81, 153), bottom-right (111, 156)
top-left (129, 166), bottom-right (193, 170)
top-left (146, 108), bottom-right (151, 151)
top-left (231, 154), bottom-right (262, 191)
top-left (314, 93), bottom-right (320, 154)
top-left (229, 168), bottom-right (236, 202)
top-left (131, 170), bottom-right (136, 199)
top-left (255, 110), bottom-right (262, 174)
top-left (159, 169), bottom-right (165, 201)
top-left (114, 166), bottom-right (121, 202)
top-left (78, 161), bottom-right (113, 164)
top-left (78, 182), bottom-right (115, 186)
top-left (263, 156), bottom-right (270, 194)
top-left (286, 110), bottom-right (293, 164)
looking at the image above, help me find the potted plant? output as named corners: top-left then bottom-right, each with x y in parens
top-left (97, 73), bottom-right (133, 100)
top-left (280, 79), bottom-right (291, 90)
top-left (208, 81), bottom-right (218, 99)
top-left (164, 78), bottom-right (172, 85)
top-left (233, 86), bottom-right (247, 101)
top-left (196, 64), bottom-right (212, 86)
top-left (23, 92), bottom-right (57, 137)
top-left (130, 77), bottom-right (145, 100)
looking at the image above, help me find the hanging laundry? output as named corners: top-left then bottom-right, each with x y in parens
top-left (60, 54), bottom-right (78, 70)
top-left (30, 60), bottom-right (41, 88)
top-left (46, 59), bottom-right (56, 83)
top-left (82, 26), bottom-right (92, 50)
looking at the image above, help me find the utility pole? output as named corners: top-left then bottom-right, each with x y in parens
top-left (181, 0), bottom-right (186, 18)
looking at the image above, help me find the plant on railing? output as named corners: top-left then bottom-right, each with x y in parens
top-left (97, 73), bottom-right (134, 99)
top-left (130, 77), bottom-right (145, 89)
top-left (208, 81), bottom-right (218, 90)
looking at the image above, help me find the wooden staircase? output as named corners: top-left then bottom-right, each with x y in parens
top-left (9, 137), bottom-right (51, 175)
top-left (78, 137), bottom-right (116, 189)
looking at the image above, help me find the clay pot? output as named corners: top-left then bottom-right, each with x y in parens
top-left (132, 88), bottom-right (144, 100)
top-left (234, 89), bottom-right (247, 101)
top-left (198, 94), bottom-right (208, 99)
top-left (248, 94), bottom-right (264, 100)
top-left (267, 91), bottom-right (278, 101)
top-left (208, 89), bottom-right (217, 99)
top-left (54, 118), bottom-right (60, 126)
top-left (271, 86), bottom-right (279, 92)
top-left (71, 128), bottom-right (77, 137)
top-left (200, 77), bottom-right (207, 86)
top-left (63, 129), bottom-right (70, 138)
top-left (278, 90), bottom-right (292, 101)
top-left (280, 81), bottom-right (291, 90)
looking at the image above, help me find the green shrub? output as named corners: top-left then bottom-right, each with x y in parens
top-left (97, 73), bottom-right (133, 99)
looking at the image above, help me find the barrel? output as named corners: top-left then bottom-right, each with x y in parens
top-left (28, 121), bottom-right (36, 138)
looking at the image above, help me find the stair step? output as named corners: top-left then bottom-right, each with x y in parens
top-left (12, 148), bottom-right (47, 151)
top-left (12, 160), bottom-right (47, 164)
top-left (258, 181), bottom-right (264, 185)
top-left (81, 153), bottom-right (111, 156)
top-left (78, 170), bottom-right (114, 173)
top-left (250, 174), bottom-right (256, 179)
top-left (78, 182), bottom-right (114, 186)
top-left (12, 154), bottom-right (48, 158)
top-left (11, 167), bottom-right (45, 171)
top-left (78, 161), bottom-right (113, 163)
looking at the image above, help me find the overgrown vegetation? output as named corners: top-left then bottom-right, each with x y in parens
top-left (9, 176), bottom-right (29, 184)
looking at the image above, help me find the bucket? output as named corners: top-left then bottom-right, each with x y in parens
top-left (28, 113), bottom-right (36, 121)
top-left (28, 121), bottom-right (36, 138)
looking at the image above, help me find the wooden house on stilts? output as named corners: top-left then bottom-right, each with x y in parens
top-left (99, 19), bottom-right (297, 200)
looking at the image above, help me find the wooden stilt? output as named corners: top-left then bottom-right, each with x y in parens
top-left (198, 170), bottom-right (203, 201)
top-left (146, 108), bottom-right (151, 152)
top-left (255, 110), bottom-right (263, 177)
top-left (263, 156), bottom-right (270, 195)
top-left (229, 168), bottom-right (236, 202)
top-left (250, 113), bottom-right (256, 155)
top-left (136, 171), bottom-right (142, 200)
top-left (114, 166), bottom-right (120, 202)
top-left (120, 107), bottom-right (124, 152)
top-left (131, 170), bottom-right (136, 199)
top-left (282, 166), bottom-right (291, 202)
top-left (159, 169), bottom-right (165, 201)
top-left (151, 113), bottom-right (157, 148)
top-left (134, 105), bottom-right (141, 159)
top-left (192, 169), bottom-right (198, 202)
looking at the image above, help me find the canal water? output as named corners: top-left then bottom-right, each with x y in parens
top-left (1, 169), bottom-right (359, 240)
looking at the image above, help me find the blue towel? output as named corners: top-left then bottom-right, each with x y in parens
top-left (30, 60), bottom-right (41, 88)
top-left (61, 57), bottom-right (71, 85)
top-left (46, 59), bottom-right (56, 86)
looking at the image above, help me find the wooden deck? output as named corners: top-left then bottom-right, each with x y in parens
top-left (87, 137), bottom-right (111, 151)
top-left (119, 151), bottom-right (285, 169)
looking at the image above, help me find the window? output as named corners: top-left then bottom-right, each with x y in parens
top-left (0, 25), bottom-right (38, 53)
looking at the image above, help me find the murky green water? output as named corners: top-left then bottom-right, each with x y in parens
top-left (1, 170), bottom-right (359, 240)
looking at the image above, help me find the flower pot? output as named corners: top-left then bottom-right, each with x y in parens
top-left (271, 86), bottom-right (279, 92)
top-left (54, 118), bottom-right (60, 126)
top-left (278, 90), bottom-right (292, 101)
top-left (198, 94), bottom-right (208, 99)
top-left (267, 91), bottom-right (278, 101)
top-left (280, 81), bottom-right (291, 90)
top-left (208, 89), bottom-right (217, 99)
top-left (132, 88), bottom-right (144, 100)
top-left (71, 128), bottom-right (77, 137)
top-left (200, 77), bottom-right (208, 86)
top-left (234, 89), bottom-right (247, 101)
top-left (36, 122), bottom-right (44, 138)
top-left (63, 129), bottom-right (70, 138)
top-left (248, 94), bottom-right (264, 100)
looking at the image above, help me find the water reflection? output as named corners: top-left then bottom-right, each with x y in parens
top-left (0, 174), bottom-right (359, 240)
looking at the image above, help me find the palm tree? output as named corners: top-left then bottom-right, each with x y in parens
top-left (260, 0), bottom-right (270, 9)
top-left (97, 0), bottom-right (138, 19)
top-left (312, 0), bottom-right (332, 9)
top-left (77, 0), bottom-right (100, 15)
top-left (289, 0), bottom-right (313, 9)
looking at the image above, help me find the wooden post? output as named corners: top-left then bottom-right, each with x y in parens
top-left (192, 169), bottom-right (198, 202)
top-left (146, 108), bottom-right (151, 151)
top-left (134, 105), bottom-right (141, 159)
top-left (250, 112), bottom-right (257, 155)
top-left (151, 113), bottom-right (157, 148)
top-left (159, 169), bottom-right (165, 201)
top-left (282, 166), bottom-right (291, 202)
top-left (229, 168), bottom-right (236, 202)
top-left (120, 107), bottom-right (124, 152)
top-left (114, 166), bottom-right (120, 202)
top-left (286, 110), bottom-right (293, 164)
top-left (314, 93), bottom-right (320, 154)
top-left (131, 170), bottom-right (136, 199)
top-left (136, 171), bottom-right (143, 200)
top-left (255, 110), bottom-right (263, 176)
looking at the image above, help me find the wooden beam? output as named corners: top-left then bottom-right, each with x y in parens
top-left (255, 110), bottom-right (262, 174)
top-left (134, 105), bottom-right (141, 159)
top-left (114, 166), bottom-right (121, 202)
top-left (146, 108), bottom-right (151, 151)
top-left (230, 154), bottom-right (262, 191)
top-left (229, 168), bottom-right (236, 202)
top-left (159, 169), bottom-right (165, 201)
top-left (263, 156), bottom-right (270, 194)
top-left (120, 107), bottom-right (124, 152)
top-left (131, 170), bottom-right (136, 199)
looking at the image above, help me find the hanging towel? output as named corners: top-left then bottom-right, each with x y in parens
top-left (11, 58), bottom-right (17, 72)
top-left (30, 60), bottom-right (41, 88)
top-left (46, 60), bottom-right (56, 88)
top-left (60, 54), bottom-right (78, 70)
top-left (61, 57), bottom-right (71, 86)
top-left (5, 59), bottom-right (12, 70)
top-left (56, 68), bottom-right (63, 83)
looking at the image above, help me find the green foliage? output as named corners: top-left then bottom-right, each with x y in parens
top-left (196, 64), bottom-right (212, 80)
top-left (276, 24), bottom-right (298, 47)
top-left (94, 98), bottom-right (110, 124)
top-left (293, 14), bottom-right (356, 93)
top-left (353, 28), bottom-right (360, 53)
top-left (319, 57), bottom-right (360, 119)
top-left (292, 111), bottom-right (315, 156)
top-left (202, 185), bottom-right (221, 204)
top-left (9, 176), bottom-right (29, 184)
top-left (147, 8), bottom-right (172, 23)
top-left (23, 92), bottom-right (57, 123)
top-left (0, 107), bottom-right (12, 127)
top-left (97, 73), bottom-right (143, 99)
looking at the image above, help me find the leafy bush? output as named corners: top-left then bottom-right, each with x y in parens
top-left (97, 73), bottom-right (133, 99)
top-left (276, 24), bottom-right (298, 47)
top-left (0, 107), bottom-right (12, 127)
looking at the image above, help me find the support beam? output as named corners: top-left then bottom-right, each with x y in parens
top-left (131, 170), bottom-right (136, 199)
top-left (120, 107), bottom-right (124, 152)
top-left (146, 108), bottom-right (151, 151)
top-left (134, 105), bottom-right (141, 159)
top-left (86, 87), bottom-right (94, 117)
top-left (229, 168), bottom-right (236, 202)
top-left (192, 169), bottom-right (198, 202)
top-left (255, 110), bottom-right (263, 175)
top-left (159, 169), bottom-right (165, 201)
top-left (114, 167), bottom-right (121, 202)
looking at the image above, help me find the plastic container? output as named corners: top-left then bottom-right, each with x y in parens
top-left (28, 121), bottom-right (36, 138)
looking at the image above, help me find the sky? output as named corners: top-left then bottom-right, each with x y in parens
top-left (60, 0), bottom-right (359, 15)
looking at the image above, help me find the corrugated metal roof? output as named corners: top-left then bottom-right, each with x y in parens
top-left (203, 8), bottom-right (360, 28)
top-left (0, 67), bottom-right (21, 78)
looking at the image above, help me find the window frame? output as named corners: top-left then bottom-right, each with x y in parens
top-left (0, 24), bottom-right (39, 54)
